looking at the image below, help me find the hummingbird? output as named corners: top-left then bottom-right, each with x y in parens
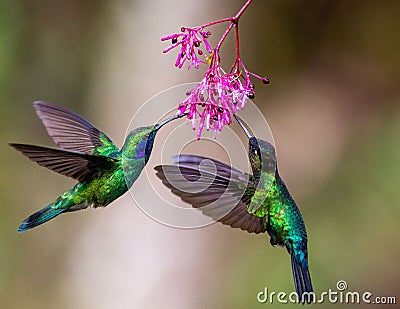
top-left (11, 101), bottom-right (186, 232)
top-left (154, 115), bottom-right (313, 303)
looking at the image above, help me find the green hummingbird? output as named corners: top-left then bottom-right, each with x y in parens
top-left (11, 101), bottom-right (186, 232)
top-left (155, 115), bottom-right (313, 303)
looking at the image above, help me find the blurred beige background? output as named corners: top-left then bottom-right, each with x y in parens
top-left (1, 1), bottom-right (399, 308)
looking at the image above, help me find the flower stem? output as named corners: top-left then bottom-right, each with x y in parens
top-left (200, 17), bottom-right (232, 29)
top-left (214, 22), bottom-right (235, 52)
top-left (213, 0), bottom-right (252, 58)
top-left (235, 23), bottom-right (240, 60)
top-left (233, 0), bottom-right (253, 22)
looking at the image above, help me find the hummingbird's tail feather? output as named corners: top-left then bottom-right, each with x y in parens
top-left (289, 247), bottom-right (314, 304)
top-left (18, 204), bottom-right (65, 232)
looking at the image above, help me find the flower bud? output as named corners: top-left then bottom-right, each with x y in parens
top-left (262, 77), bottom-right (270, 84)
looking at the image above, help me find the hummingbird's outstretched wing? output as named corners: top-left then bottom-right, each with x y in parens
top-left (34, 101), bottom-right (119, 156)
top-left (10, 143), bottom-right (118, 182)
top-left (155, 155), bottom-right (267, 234)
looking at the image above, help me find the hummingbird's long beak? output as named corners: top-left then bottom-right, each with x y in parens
top-left (233, 114), bottom-right (253, 139)
top-left (155, 112), bottom-right (188, 130)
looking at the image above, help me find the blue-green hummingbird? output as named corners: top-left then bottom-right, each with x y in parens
top-left (11, 101), bottom-right (186, 232)
top-left (155, 115), bottom-right (313, 303)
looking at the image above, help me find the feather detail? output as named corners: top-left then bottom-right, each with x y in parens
top-left (155, 155), bottom-right (266, 234)
top-left (289, 246), bottom-right (314, 304)
top-left (18, 204), bottom-right (65, 232)
top-left (33, 101), bottom-right (118, 155)
top-left (10, 143), bottom-right (118, 182)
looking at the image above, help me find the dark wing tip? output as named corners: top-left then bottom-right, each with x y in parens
top-left (33, 101), bottom-right (85, 123)
top-left (33, 100), bottom-right (50, 107)
top-left (10, 143), bottom-right (31, 152)
top-left (33, 101), bottom-right (62, 115)
top-left (33, 100), bottom-right (61, 109)
top-left (154, 165), bottom-right (163, 172)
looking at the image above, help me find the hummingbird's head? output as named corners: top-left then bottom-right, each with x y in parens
top-left (234, 115), bottom-right (277, 178)
top-left (122, 112), bottom-right (187, 163)
top-left (249, 137), bottom-right (276, 174)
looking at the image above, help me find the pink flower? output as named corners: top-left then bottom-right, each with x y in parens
top-left (161, 0), bottom-right (269, 138)
top-left (162, 27), bottom-right (212, 69)
top-left (177, 52), bottom-right (267, 139)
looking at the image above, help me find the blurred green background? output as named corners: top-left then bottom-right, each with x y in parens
top-left (1, 0), bottom-right (399, 308)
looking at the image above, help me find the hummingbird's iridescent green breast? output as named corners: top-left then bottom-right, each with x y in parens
top-left (64, 162), bottom-right (127, 208)
top-left (264, 176), bottom-right (307, 246)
